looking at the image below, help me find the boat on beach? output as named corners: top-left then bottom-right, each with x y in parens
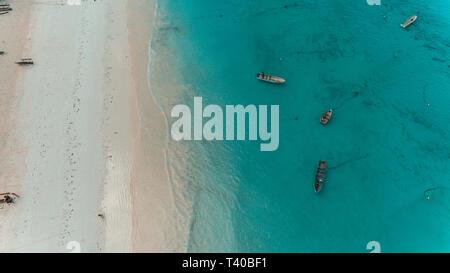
top-left (320, 109), bottom-right (332, 125)
top-left (314, 160), bottom-right (327, 193)
top-left (0, 192), bottom-right (19, 204)
top-left (400, 15), bottom-right (417, 28)
top-left (256, 72), bottom-right (286, 84)
top-left (0, 3), bottom-right (11, 15)
top-left (16, 58), bottom-right (34, 65)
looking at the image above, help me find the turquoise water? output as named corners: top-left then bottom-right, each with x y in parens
top-left (149, 0), bottom-right (450, 252)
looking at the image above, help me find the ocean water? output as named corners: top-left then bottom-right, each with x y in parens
top-left (149, 0), bottom-right (450, 252)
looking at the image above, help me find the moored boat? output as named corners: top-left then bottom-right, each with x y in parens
top-left (401, 15), bottom-right (417, 28)
top-left (320, 109), bottom-right (332, 125)
top-left (256, 72), bottom-right (286, 84)
top-left (314, 160), bottom-right (327, 193)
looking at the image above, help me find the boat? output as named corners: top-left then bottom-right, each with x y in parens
top-left (314, 160), bottom-right (327, 193)
top-left (0, 192), bottom-right (19, 204)
top-left (256, 73), bottom-right (286, 84)
top-left (401, 15), bottom-right (417, 28)
top-left (16, 58), bottom-right (34, 65)
top-left (320, 109), bottom-right (332, 125)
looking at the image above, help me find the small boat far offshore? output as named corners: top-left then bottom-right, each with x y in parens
top-left (314, 160), bottom-right (327, 193)
top-left (256, 73), bottom-right (286, 84)
top-left (320, 109), bottom-right (332, 125)
top-left (401, 15), bottom-right (417, 28)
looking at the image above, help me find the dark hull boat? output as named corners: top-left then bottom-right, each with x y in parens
top-left (0, 192), bottom-right (19, 204)
top-left (314, 160), bottom-right (327, 193)
top-left (0, 4), bottom-right (11, 15)
top-left (320, 109), bottom-right (332, 125)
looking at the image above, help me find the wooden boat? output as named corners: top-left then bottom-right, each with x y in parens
top-left (16, 58), bottom-right (34, 65)
top-left (314, 160), bottom-right (327, 193)
top-left (256, 73), bottom-right (286, 84)
top-left (320, 109), bottom-right (332, 125)
top-left (401, 15), bottom-right (417, 28)
top-left (0, 192), bottom-right (19, 204)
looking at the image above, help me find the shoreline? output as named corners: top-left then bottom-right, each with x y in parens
top-left (126, 0), bottom-right (186, 252)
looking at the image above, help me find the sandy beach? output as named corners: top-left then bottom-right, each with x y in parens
top-left (0, 0), bottom-right (178, 252)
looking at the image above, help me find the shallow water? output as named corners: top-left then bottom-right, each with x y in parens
top-left (149, 0), bottom-right (450, 252)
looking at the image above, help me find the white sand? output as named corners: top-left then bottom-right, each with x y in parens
top-left (0, 0), bottom-right (179, 252)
